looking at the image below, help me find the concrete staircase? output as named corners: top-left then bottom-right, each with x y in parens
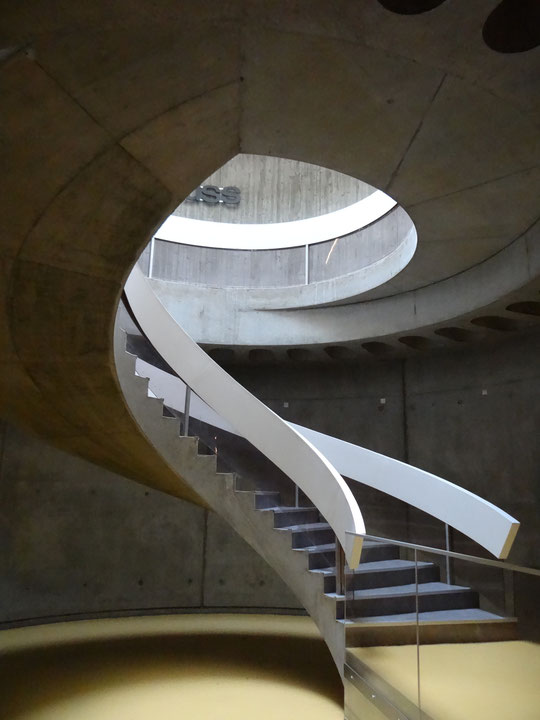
top-left (264, 507), bottom-right (516, 647)
top-left (114, 318), bottom-right (516, 674)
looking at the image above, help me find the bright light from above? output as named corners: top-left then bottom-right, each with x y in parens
top-left (153, 191), bottom-right (396, 250)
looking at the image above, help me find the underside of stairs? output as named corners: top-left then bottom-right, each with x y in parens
top-left (114, 312), bottom-right (517, 675)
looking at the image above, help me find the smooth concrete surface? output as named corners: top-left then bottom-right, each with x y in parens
top-left (173, 153), bottom-right (374, 224)
top-left (0, 614), bottom-right (343, 720)
top-left (0, 421), bottom-right (301, 625)
top-left (153, 240), bottom-right (307, 288)
top-left (148, 206), bottom-right (415, 310)
top-left (173, 153), bottom-right (375, 223)
top-left (348, 641), bottom-right (540, 720)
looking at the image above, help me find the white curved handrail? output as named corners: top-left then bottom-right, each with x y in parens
top-left (125, 265), bottom-right (365, 568)
top-left (154, 191), bottom-right (396, 250)
top-left (133, 355), bottom-right (520, 560)
top-left (291, 426), bottom-right (519, 560)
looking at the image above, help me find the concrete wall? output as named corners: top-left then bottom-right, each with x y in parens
top-left (173, 153), bottom-right (374, 224)
top-left (2, 328), bottom-right (538, 627)
top-left (230, 329), bottom-right (540, 569)
top-left (149, 206), bottom-right (410, 293)
top-left (152, 240), bottom-right (306, 288)
top-left (0, 422), bottom-right (301, 627)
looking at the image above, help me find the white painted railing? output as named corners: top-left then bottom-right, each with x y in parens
top-left (133, 352), bottom-right (520, 560)
top-left (125, 265), bottom-right (365, 568)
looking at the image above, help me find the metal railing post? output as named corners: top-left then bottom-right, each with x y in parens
top-left (335, 538), bottom-right (346, 597)
top-left (183, 386), bottom-right (191, 436)
top-left (504, 569), bottom-right (515, 617)
top-left (445, 522), bottom-right (452, 584)
top-left (148, 237), bottom-right (155, 278)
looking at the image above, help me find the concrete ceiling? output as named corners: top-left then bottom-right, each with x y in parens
top-left (1, 1), bottom-right (539, 502)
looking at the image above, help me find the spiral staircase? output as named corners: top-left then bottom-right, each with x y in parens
top-left (114, 269), bottom-right (519, 676)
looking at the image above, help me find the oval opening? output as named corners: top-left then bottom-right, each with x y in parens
top-left (142, 154), bottom-right (417, 310)
top-left (377, 0), bottom-right (447, 15)
top-left (470, 316), bottom-right (519, 332)
top-left (483, 0), bottom-right (540, 54)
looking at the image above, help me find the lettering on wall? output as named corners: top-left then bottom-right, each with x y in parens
top-left (187, 185), bottom-right (241, 205)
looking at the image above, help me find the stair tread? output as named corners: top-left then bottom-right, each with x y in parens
top-left (311, 559), bottom-right (435, 578)
top-left (270, 506), bottom-right (317, 514)
top-left (300, 539), bottom-right (385, 552)
top-left (342, 608), bottom-right (514, 625)
top-left (355, 559), bottom-right (434, 572)
top-left (297, 543), bottom-right (336, 553)
top-left (346, 581), bottom-right (472, 599)
top-left (279, 522), bottom-right (331, 532)
top-left (235, 489), bottom-right (279, 496)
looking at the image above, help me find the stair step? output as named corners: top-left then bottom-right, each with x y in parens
top-left (322, 559), bottom-right (440, 594)
top-left (359, 542), bottom-right (400, 564)
top-left (300, 540), bottom-right (398, 570)
top-left (303, 543), bottom-right (337, 570)
top-left (252, 491), bottom-right (281, 509)
top-left (270, 507), bottom-right (320, 528)
top-left (337, 582), bottom-right (478, 619)
top-left (349, 581), bottom-right (470, 599)
top-left (345, 607), bottom-right (511, 625)
top-left (279, 522), bottom-right (334, 549)
top-left (344, 609), bottom-right (518, 646)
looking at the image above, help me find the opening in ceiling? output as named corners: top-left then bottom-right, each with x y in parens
top-left (141, 154), bottom-right (416, 307)
top-left (377, 0), bottom-right (447, 15)
top-left (483, 0), bottom-right (540, 53)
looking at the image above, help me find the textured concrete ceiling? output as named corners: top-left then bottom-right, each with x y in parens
top-left (1, 1), bottom-right (539, 501)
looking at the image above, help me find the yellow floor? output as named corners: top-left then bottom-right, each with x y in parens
top-left (350, 641), bottom-right (540, 720)
top-left (0, 614), bottom-right (343, 720)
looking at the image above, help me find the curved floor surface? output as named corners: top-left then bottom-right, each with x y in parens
top-left (350, 640), bottom-right (540, 720)
top-left (0, 614), bottom-right (343, 720)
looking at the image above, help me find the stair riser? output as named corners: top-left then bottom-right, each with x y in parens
top-left (254, 493), bottom-right (281, 509)
top-left (292, 528), bottom-right (334, 548)
top-left (338, 589), bottom-right (478, 620)
top-left (353, 565), bottom-right (440, 591)
top-left (309, 550), bottom-right (336, 570)
top-left (324, 564), bottom-right (440, 594)
top-left (274, 509), bottom-right (320, 528)
top-left (359, 545), bottom-right (400, 563)
top-left (305, 541), bottom-right (398, 570)
top-left (346, 621), bottom-right (517, 647)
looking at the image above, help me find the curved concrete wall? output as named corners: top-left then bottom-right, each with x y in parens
top-left (1, 2), bottom-right (539, 593)
top-left (0, 421), bottom-right (301, 626)
top-left (149, 206), bottom-right (413, 294)
top-left (3, 326), bottom-right (538, 627)
top-left (147, 206), bottom-right (416, 316)
top-left (147, 218), bottom-right (540, 349)
top-left (173, 153), bottom-right (374, 224)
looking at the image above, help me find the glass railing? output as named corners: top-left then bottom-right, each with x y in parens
top-left (343, 531), bottom-right (540, 720)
